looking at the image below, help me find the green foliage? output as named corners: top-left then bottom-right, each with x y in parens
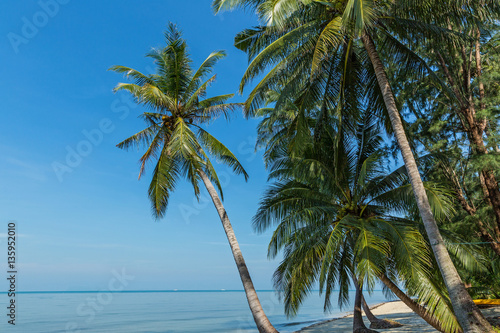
top-left (110, 23), bottom-right (247, 218)
top-left (464, 254), bottom-right (500, 299)
top-left (252, 102), bottom-right (465, 331)
top-left (379, 3), bottom-right (500, 306)
top-left (213, 0), bottom-right (500, 330)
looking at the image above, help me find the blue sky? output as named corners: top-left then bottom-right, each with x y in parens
top-left (0, 1), bottom-right (285, 291)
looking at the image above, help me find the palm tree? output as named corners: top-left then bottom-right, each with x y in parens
top-left (213, 1), bottom-right (497, 330)
top-left (254, 106), bottom-right (465, 332)
top-left (109, 24), bottom-right (278, 333)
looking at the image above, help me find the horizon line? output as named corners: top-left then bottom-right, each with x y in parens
top-left (0, 289), bottom-right (274, 294)
top-left (0, 289), bottom-right (377, 294)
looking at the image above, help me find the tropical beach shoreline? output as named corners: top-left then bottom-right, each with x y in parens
top-left (294, 301), bottom-right (390, 333)
top-left (296, 301), bottom-right (500, 332)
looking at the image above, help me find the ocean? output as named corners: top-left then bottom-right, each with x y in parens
top-left (0, 290), bottom-right (389, 332)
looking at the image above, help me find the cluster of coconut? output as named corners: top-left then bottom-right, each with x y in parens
top-left (162, 115), bottom-right (175, 128)
top-left (162, 115), bottom-right (193, 127)
top-left (338, 204), bottom-right (358, 218)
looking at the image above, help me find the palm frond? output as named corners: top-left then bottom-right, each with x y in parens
top-left (197, 127), bottom-right (249, 181)
top-left (148, 146), bottom-right (180, 219)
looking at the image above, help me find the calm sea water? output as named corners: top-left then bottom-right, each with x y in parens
top-left (0, 290), bottom-right (388, 332)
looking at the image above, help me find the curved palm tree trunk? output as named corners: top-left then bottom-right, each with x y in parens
top-left (361, 295), bottom-right (379, 323)
top-left (361, 32), bottom-right (493, 333)
top-left (352, 277), bottom-right (379, 333)
top-left (379, 274), bottom-right (449, 332)
top-left (361, 294), bottom-right (404, 329)
top-left (199, 170), bottom-right (278, 333)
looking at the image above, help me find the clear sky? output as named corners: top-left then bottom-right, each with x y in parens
top-left (0, 1), bottom-right (284, 291)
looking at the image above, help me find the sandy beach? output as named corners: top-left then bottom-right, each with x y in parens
top-left (297, 301), bottom-right (500, 333)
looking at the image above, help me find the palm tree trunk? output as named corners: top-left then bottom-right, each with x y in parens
top-left (379, 274), bottom-right (449, 332)
top-left (360, 294), bottom-right (402, 329)
top-left (361, 294), bottom-right (403, 330)
top-left (353, 283), bottom-right (368, 332)
top-left (351, 275), bottom-right (378, 333)
top-left (361, 295), bottom-right (379, 324)
top-left (198, 170), bottom-right (278, 333)
top-left (361, 32), bottom-right (493, 333)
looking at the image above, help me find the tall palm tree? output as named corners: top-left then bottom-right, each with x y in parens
top-left (254, 106), bottom-right (467, 332)
top-left (250, 57), bottom-right (483, 333)
top-left (213, 1), bottom-right (497, 330)
top-left (256, 97), bottom-right (481, 332)
top-left (109, 24), bottom-right (278, 333)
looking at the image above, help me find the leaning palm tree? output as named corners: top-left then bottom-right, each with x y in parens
top-left (109, 24), bottom-right (278, 333)
top-left (254, 107), bottom-right (466, 333)
top-left (213, 1), bottom-right (497, 330)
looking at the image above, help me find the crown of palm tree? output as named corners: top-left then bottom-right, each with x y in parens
top-left (109, 23), bottom-right (248, 218)
top-left (213, 0), bottom-right (497, 121)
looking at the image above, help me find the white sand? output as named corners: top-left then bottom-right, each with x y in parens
top-left (296, 301), bottom-right (500, 333)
